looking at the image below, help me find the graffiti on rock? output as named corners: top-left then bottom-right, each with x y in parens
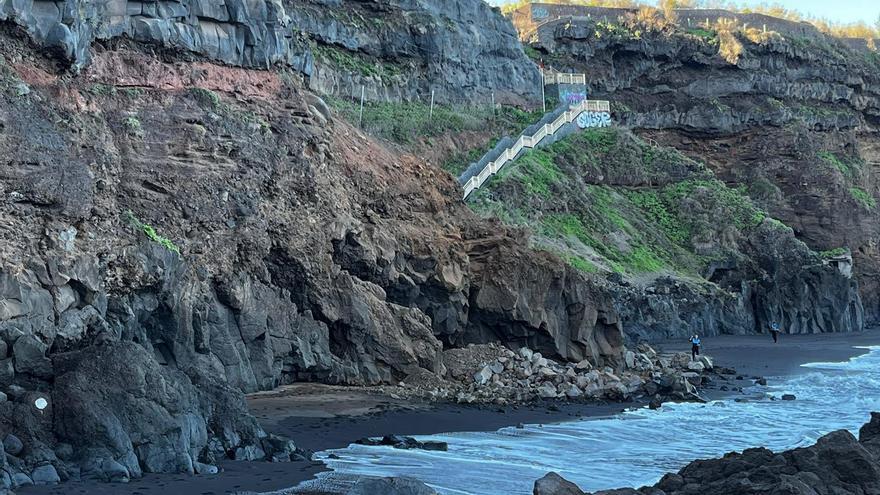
top-left (532, 7), bottom-right (549, 19)
top-left (576, 111), bottom-right (612, 129)
top-left (561, 90), bottom-right (587, 106)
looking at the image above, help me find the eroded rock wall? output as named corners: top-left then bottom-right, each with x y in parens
top-left (0, 0), bottom-right (541, 105)
top-left (532, 16), bottom-right (880, 324)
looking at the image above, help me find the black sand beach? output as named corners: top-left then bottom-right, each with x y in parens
top-left (19, 330), bottom-right (880, 495)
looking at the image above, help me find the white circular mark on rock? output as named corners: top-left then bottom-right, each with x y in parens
top-left (34, 397), bottom-right (48, 410)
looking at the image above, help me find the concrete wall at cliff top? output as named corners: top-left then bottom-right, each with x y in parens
top-left (0, 0), bottom-right (541, 105)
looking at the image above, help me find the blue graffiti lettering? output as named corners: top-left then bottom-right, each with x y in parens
top-left (532, 7), bottom-right (549, 19)
top-left (576, 111), bottom-right (612, 129)
top-left (563, 91), bottom-right (586, 105)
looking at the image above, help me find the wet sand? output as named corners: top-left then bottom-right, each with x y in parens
top-left (20, 329), bottom-right (880, 495)
top-left (657, 330), bottom-right (880, 379)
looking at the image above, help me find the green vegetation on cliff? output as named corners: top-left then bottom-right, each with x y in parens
top-left (313, 44), bottom-right (404, 81)
top-left (125, 211), bottom-right (181, 255)
top-left (468, 127), bottom-right (773, 276)
top-left (850, 187), bottom-right (876, 210)
top-left (327, 97), bottom-right (541, 145)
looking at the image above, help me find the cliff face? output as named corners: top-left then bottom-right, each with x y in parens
top-left (467, 126), bottom-right (863, 340)
top-left (0, 0), bottom-right (541, 106)
top-left (0, 17), bottom-right (618, 484)
top-left (530, 14), bottom-right (880, 323)
top-left (289, 0), bottom-right (542, 105)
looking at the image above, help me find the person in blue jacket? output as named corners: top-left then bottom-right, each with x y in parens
top-left (770, 321), bottom-right (781, 343)
top-left (690, 334), bottom-right (701, 361)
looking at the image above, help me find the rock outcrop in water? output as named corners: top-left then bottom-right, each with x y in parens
top-left (534, 412), bottom-right (880, 495)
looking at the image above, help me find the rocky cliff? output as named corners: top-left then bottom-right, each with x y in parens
top-left (0, 11), bottom-right (617, 487)
top-left (510, 11), bottom-right (880, 325)
top-left (0, 0), bottom-right (541, 105)
top-left (467, 125), bottom-right (863, 339)
top-left (289, 0), bottom-right (542, 105)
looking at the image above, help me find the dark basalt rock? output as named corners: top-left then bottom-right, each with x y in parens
top-left (290, 0), bottom-right (541, 105)
top-left (0, 0), bottom-right (539, 105)
top-left (347, 476), bottom-right (438, 495)
top-left (534, 472), bottom-right (586, 495)
top-left (356, 435), bottom-right (448, 452)
top-left (0, 0), bottom-right (308, 71)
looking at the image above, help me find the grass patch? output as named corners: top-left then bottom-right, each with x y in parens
top-left (684, 27), bottom-right (718, 42)
top-left (314, 44), bottom-right (402, 80)
top-left (88, 84), bottom-right (116, 96)
top-left (124, 116), bottom-right (143, 137)
top-left (122, 87), bottom-right (144, 98)
top-left (567, 255), bottom-right (600, 273)
top-left (468, 127), bottom-right (780, 278)
top-left (190, 87), bottom-right (221, 109)
top-left (327, 97), bottom-right (541, 145)
top-left (626, 189), bottom-right (687, 243)
top-left (443, 140), bottom-right (496, 176)
top-left (820, 247), bottom-right (849, 258)
top-left (125, 211), bottom-right (181, 255)
top-left (523, 45), bottom-right (542, 62)
top-left (578, 127), bottom-right (618, 154)
top-left (514, 149), bottom-right (565, 198)
top-left (850, 187), bottom-right (876, 210)
top-left (818, 151), bottom-right (860, 179)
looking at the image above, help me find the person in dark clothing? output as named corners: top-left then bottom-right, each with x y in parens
top-left (690, 334), bottom-right (701, 361)
top-left (770, 322), bottom-right (781, 343)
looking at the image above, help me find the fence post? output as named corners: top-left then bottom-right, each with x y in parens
top-left (358, 85), bottom-right (365, 128)
top-left (541, 70), bottom-right (546, 113)
top-left (429, 89), bottom-right (435, 120)
top-left (491, 92), bottom-right (495, 121)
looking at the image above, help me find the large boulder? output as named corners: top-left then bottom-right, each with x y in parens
top-left (534, 472), bottom-right (585, 495)
top-left (12, 335), bottom-right (53, 379)
top-left (347, 476), bottom-right (438, 495)
top-left (51, 341), bottom-right (299, 478)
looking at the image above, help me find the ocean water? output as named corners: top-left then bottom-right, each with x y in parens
top-left (287, 346), bottom-right (880, 495)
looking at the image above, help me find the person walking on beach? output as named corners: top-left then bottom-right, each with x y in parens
top-left (770, 321), bottom-right (781, 343)
top-left (690, 334), bottom-right (701, 361)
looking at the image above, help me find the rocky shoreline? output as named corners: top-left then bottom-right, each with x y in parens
top-left (19, 332), bottom-right (879, 495)
top-left (535, 411), bottom-right (880, 495)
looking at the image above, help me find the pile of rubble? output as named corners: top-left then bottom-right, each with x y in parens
top-left (383, 343), bottom-right (730, 408)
